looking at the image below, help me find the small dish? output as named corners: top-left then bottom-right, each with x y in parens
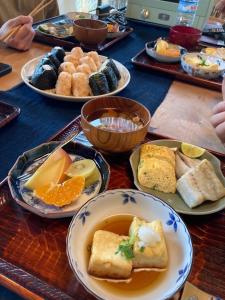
top-left (130, 140), bottom-right (225, 215)
top-left (67, 189), bottom-right (193, 300)
top-left (145, 40), bottom-right (186, 63)
top-left (37, 23), bottom-right (74, 39)
top-left (21, 54), bottom-right (130, 102)
top-left (181, 52), bottom-right (225, 79)
top-left (8, 141), bottom-right (110, 218)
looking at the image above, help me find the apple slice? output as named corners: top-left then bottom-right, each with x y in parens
top-left (24, 148), bottom-right (72, 191)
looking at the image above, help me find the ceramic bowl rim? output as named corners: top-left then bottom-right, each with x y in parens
top-left (73, 18), bottom-right (108, 31)
top-left (81, 96), bottom-right (151, 135)
top-left (66, 188), bottom-right (193, 300)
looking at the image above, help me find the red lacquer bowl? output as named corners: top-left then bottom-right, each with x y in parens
top-left (169, 25), bottom-right (202, 50)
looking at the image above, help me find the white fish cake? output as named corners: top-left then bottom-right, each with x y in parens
top-left (177, 159), bottom-right (225, 208)
top-left (72, 72), bottom-right (90, 97)
top-left (64, 54), bottom-right (80, 67)
top-left (59, 62), bottom-right (76, 74)
top-left (55, 72), bottom-right (72, 96)
top-left (88, 230), bottom-right (132, 279)
top-left (76, 63), bottom-right (92, 76)
top-left (71, 47), bottom-right (84, 60)
top-left (86, 51), bottom-right (101, 69)
top-left (129, 217), bottom-right (168, 270)
top-left (80, 56), bottom-right (97, 72)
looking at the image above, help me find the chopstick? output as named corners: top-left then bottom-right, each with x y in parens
top-left (0, 0), bottom-right (54, 43)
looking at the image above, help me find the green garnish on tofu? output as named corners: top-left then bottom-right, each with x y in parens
top-left (115, 239), bottom-right (134, 260)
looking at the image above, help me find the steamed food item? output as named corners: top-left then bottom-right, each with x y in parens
top-left (88, 230), bottom-right (132, 280)
top-left (130, 217), bottom-right (168, 270)
top-left (138, 144), bottom-right (176, 193)
top-left (155, 38), bottom-right (180, 58)
top-left (59, 62), bottom-right (76, 74)
top-left (72, 72), bottom-right (90, 97)
top-left (56, 72), bottom-right (72, 96)
top-left (177, 159), bottom-right (225, 208)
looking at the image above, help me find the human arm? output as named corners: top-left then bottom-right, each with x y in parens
top-left (0, 15), bottom-right (35, 51)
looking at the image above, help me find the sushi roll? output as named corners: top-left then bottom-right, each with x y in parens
top-left (51, 46), bottom-right (65, 63)
top-left (89, 72), bottom-right (109, 96)
top-left (101, 65), bottom-right (118, 91)
top-left (31, 64), bottom-right (57, 90)
top-left (105, 59), bottom-right (121, 80)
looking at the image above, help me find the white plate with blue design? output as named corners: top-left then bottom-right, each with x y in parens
top-left (67, 189), bottom-right (193, 300)
top-left (8, 141), bottom-right (110, 218)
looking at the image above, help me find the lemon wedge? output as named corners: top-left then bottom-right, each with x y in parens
top-left (181, 142), bottom-right (205, 158)
top-left (65, 159), bottom-right (96, 179)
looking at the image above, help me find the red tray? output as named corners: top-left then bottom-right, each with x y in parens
top-left (0, 116), bottom-right (224, 300)
top-left (131, 48), bottom-right (223, 91)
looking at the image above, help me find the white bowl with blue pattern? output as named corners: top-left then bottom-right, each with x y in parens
top-left (181, 52), bottom-right (225, 79)
top-left (67, 189), bottom-right (193, 300)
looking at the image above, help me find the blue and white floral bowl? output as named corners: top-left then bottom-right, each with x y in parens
top-left (67, 189), bottom-right (193, 300)
top-left (181, 52), bottom-right (225, 79)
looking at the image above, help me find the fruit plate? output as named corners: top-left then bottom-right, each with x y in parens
top-left (21, 54), bottom-right (130, 102)
top-left (8, 141), bottom-right (110, 218)
top-left (130, 139), bottom-right (225, 215)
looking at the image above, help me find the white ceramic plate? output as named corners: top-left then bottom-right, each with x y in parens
top-left (21, 54), bottom-right (130, 102)
top-left (67, 189), bottom-right (193, 300)
top-left (130, 139), bottom-right (225, 215)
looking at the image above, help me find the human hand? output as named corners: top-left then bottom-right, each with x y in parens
top-left (0, 16), bottom-right (35, 51)
top-left (211, 79), bottom-right (225, 143)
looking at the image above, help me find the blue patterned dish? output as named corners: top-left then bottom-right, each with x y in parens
top-left (67, 189), bottom-right (193, 300)
top-left (8, 141), bottom-right (110, 218)
top-left (181, 52), bottom-right (225, 79)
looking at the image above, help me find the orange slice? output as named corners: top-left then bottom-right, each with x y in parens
top-left (34, 176), bottom-right (85, 207)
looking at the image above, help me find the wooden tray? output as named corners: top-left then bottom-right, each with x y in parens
top-left (33, 15), bottom-right (133, 52)
top-left (0, 101), bottom-right (20, 128)
top-left (0, 116), bottom-right (224, 300)
top-left (131, 49), bottom-right (223, 91)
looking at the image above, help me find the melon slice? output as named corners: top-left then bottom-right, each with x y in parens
top-left (24, 148), bottom-right (72, 191)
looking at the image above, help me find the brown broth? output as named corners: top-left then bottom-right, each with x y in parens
top-left (87, 108), bottom-right (144, 132)
top-left (86, 214), bottom-right (166, 296)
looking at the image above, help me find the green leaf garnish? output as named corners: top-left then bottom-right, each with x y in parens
top-left (199, 56), bottom-right (209, 67)
top-left (140, 246), bottom-right (145, 252)
top-left (115, 239), bottom-right (134, 260)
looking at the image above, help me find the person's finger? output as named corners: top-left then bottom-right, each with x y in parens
top-left (210, 111), bottom-right (225, 127)
top-left (215, 122), bottom-right (225, 143)
top-left (6, 15), bottom-right (33, 28)
top-left (212, 101), bottom-right (225, 114)
top-left (7, 24), bottom-right (35, 50)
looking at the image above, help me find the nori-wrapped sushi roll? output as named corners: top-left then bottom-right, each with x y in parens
top-left (31, 64), bottom-right (57, 90)
top-left (101, 65), bottom-right (118, 91)
top-left (45, 52), bottom-right (61, 70)
top-left (105, 59), bottom-right (121, 80)
top-left (51, 46), bottom-right (65, 63)
top-left (89, 72), bottom-right (109, 96)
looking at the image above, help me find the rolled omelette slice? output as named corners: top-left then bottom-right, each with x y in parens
top-left (129, 217), bottom-right (168, 271)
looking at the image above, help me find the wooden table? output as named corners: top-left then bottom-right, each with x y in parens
top-left (0, 42), bottom-right (51, 91)
top-left (0, 42), bottom-right (224, 300)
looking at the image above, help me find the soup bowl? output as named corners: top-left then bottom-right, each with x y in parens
top-left (80, 96), bottom-right (151, 153)
top-left (169, 25), bottom-right (202, 50)
top-left (73, 19), bottom-right (108, 46)
top-left (67, 189), bottom-right (193, 300)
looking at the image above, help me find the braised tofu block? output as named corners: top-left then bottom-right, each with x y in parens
top-left (129, 217), bottom-right (168, 269)
top-left (88, 230), bottom-right (132, 279)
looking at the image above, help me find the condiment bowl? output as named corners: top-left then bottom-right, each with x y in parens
top-left (73, 19), bottom-right (108, 46)
top-left (67, 189), bottom-right (193, 300)
top-left (181, 52), bottom-right (225, 79)
top-left (169, 25), bottom-right (202, 50)
top-left (80, 96), bottom-right (151, 153)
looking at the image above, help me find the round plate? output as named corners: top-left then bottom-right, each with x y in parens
top-left (67, 189), bottom-right (193, 300)
top-left (21, 55), bottom-right (131, 102)
top-left (130, 140), bottom-right (225, 215)
top-left (8, 141), bottom-right (110, 218)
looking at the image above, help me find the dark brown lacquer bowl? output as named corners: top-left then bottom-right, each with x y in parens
top-left (73, 19), bottom-right (108, 46)
top-left (81, 96), bottom-right (151, 153)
